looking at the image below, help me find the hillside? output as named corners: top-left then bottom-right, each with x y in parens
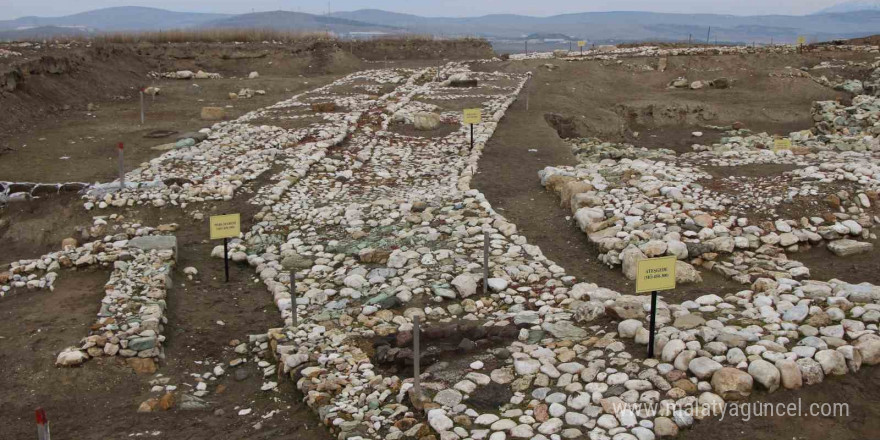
top-left (202, 11), bottom-right (399, 34)
top-left (0, 6), bottom-right (227, 32)
top-left (331, 9), bottom-right (880, 42)
top-left (0, 6), bottom-right (878, 44)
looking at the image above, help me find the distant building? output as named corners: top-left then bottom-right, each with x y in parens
top-left (348, 31), bottom-right (390, 39)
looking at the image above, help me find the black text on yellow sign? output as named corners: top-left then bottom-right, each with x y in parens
top-left (636, 256), bottom-right (677, 293)
top-left (463, 108), bottom-right (482, 125)
top-left (210, 214), bottom-right (241, 240)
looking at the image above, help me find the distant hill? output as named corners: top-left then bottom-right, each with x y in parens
top-left (330, 9), bottom-right (880, 43)
top-left (202, 11), bottom-right (399, 34)
top-left (816, 1), bottom-right (880, 13)
top-left (0, 6), bottom-right (227, 32)
top-left (0, 6), bottom-right (878, 44)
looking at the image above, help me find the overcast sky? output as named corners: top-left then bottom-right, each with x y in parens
top-left (0, 0), bottom-right (848, 20)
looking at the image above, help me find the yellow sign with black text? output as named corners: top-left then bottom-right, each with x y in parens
top-left (773, 138), bottom-right (792, 151)
top-left (636, 256), bottom-right (677, 293)
top-left (463, 108), bottom-right (482, 125)
top-left (577, 40), bottom-right (586, 47)
top-left (797, 36), bottom-right (806, 46)
top-left (210, 214), bottom-right (241, 240)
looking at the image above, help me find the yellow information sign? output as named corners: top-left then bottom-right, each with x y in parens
top-left (463, 108), bottom-right (482, 125)
top-left (797, 36), bottom-right (806, 46)
top-left (577, 40), bottom-right (586, 47)
top-left (210, 214), bottom-right (241, 240)
top-left (636, 256), bottom-right (677, 293)
top-left (773, 138), bottom-right (792, 151)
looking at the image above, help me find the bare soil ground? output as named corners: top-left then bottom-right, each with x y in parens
top-left (0, 74), bottom-right (347, 183)
top-left (473, 50), bottom-right (880, 440)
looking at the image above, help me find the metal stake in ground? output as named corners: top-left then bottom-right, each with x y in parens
top-left (483, 229), bottom-right (489, 295)
top-left (290, 271), bottom-right (297, 326)
top-left (413, 315), bottom-right (422, 399)
top-left (117, 142), bottom-right (125, 191)
top-left (140, 89), bottom-right (145, 125)
top-left (36, 407), bottom-right (50, 440)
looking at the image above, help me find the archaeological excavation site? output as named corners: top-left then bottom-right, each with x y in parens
top-left (3, 13), bottom-right (880, 440)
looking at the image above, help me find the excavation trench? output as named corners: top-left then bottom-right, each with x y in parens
top-left (370, 320), bottom-right (519, 379)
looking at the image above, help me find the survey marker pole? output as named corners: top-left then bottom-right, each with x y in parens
top-left (36, 407), bottom-right (50, 440)
top-left (118, 142), bottom-right (125, 191)
top-left (413, 315), bottom-right (422, 399)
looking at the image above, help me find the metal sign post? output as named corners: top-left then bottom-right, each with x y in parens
top-left (648, 290), bottom-right (658, 358)
top-left (223, 238), bottom-right (229, 282)
top-left (463, 109), bottom-right (481, 151)
top-left (483, 231), bottom-right (489, 294)
top-left (117, 142), bottom-right (125, 191)
top-left (291, 271), bottom-right (297, 326)
top-left (412, 315), bottom-right (422, 400)
top-left (140, 89), bottom-right (145, 125)
top-left (636, 256), bottom-right (677, 358)
top-left (210, 214), bottom-right (242, 283)
top-left (525, 77), bottom-right (529, 111)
